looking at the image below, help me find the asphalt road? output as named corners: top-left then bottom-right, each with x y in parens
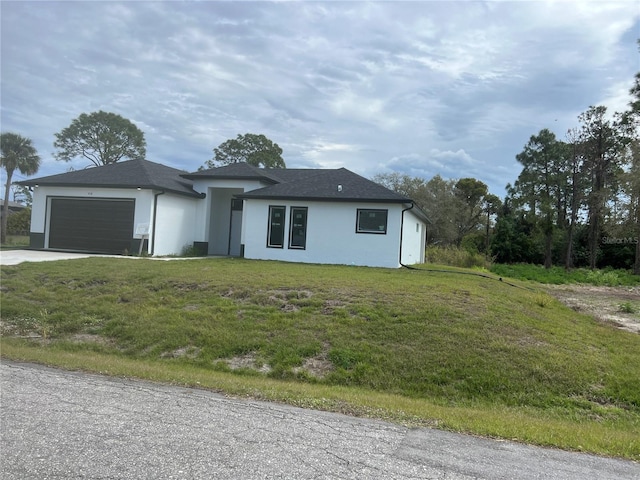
top-left (1, 362), bottom-right (638, 480)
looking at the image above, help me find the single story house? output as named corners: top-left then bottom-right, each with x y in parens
top-left (19, 159), bottom-right (428, 268)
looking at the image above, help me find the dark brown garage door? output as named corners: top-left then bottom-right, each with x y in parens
top-left (48, 198), bottom-right (135, 254)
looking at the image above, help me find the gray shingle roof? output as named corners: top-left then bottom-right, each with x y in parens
top-left (18, 159), bottom-right (204, 198)
top-left (183, 164), bottom-right (412, 202)
top-left (182, 162), bottom-right (276, 182)
top-left (19, 160), bottom-right (428, 221)
top-left (237, 167), bottom-right (412, 203)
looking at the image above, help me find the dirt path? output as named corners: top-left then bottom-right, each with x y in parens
top-left (548, 285), bottom-right (640, 334)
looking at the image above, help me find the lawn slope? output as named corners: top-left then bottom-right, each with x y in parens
top-left (1, 258), bottom-right (638, 459)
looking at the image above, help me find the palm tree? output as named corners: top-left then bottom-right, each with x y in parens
top-left (1, 132), bottom-right (41, 244)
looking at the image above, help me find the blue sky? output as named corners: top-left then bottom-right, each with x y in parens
top-left (1, 0), bottom-right (638, 199)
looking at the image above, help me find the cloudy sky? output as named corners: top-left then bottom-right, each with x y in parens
top-left (1, 0), bottom-right (638, 199)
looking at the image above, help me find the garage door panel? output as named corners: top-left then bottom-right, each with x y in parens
top-left (49, 198), bottom-right (135, 254)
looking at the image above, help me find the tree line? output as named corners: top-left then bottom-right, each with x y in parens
top-left (501, 104), bottom-right (638, 273)
top-left (375, 62), bottom-right (640, 274)
top-left (2, 58), bottom-right (638, 273)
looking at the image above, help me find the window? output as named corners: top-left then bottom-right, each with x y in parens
top-left (289, 207), bottom-right (308, 249)
top-left (356, 209), bottom-right (388, 234)
top-left (267, 206), bottom-right (286, 248)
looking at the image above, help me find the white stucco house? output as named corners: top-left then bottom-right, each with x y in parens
top-left (20, 159), bottom-right (428, 268)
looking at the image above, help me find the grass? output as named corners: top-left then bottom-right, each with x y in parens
top-left (490, 264), bottom-right (640, 287)
top-left (0, 235), bottom-right (30, 249)
top-left (619, 302), bottom-right (637, 314)
top-left (1, 257), bottom-right (639, 460)
top-left (425, 245), bottom-right (490, 269)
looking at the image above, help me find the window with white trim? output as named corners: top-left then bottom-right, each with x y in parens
top-left (356, 209), bottom-right (388, 234)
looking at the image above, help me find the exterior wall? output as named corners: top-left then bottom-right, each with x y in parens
top-left (242, 200), bottom-right (406, 268)
top-left (191, 179), bottom-right (267, 243)
top-left (152, 193), bottom-right (199, 256)
top-left (400, 208), bottom-right (427, 265)
top-left (207, 188), bottom-right (242, 255)
top-left (26, 179), bottom-right (427, 265)
top-left (29, 186), bottom-right (154, 249)
top-left (28, 185), bottom-right (200, 256)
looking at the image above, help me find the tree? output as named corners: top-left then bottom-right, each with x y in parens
top-left (491, 198), bottom-right (541, 264)
top-left (564, 128), bottom-right (587, 270)
top-left (1, 132), bottom-right (40, 244)
top-left (483, 193), bottom-right (502, 254)
top-left (578, 106), bottom-right (627, 269)
top-left (11, 184), bottom-right (33, 206)
top-left (628, 143), bottom-right (640, 274)
top-left (622, 55), bottom-right (640, 274)
top-left (375, 173), bottom-right (459, 245)
top-left (422, 175), bottom-right (459, 245)
top-left (511, 129), bottom-right (569, 268)
top-left (204, 133), bottom-right (285, 169)
top-left (453, 178), bottom-right (488, 246)
top-left (54, 111), bottom-right (146, 167)
top-left (372, 172), bottom-right (429, 210)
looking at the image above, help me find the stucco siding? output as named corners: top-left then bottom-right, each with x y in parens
top-left (192, 178), bottom-right (266, 194)
top-left (400, 208), bottom-right (426, 265)
top-left (153, 193), bottom-right (199, 256)
top-left (242, 200), bottom-right (404, 268)
top-left (29, 186), bottom-right (154, 248)
top-left (191, 179), bottom-right (268, 243)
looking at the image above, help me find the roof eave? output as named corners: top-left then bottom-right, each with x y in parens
top-left (18, 181), bottom-right (204, 199)
top-left (181, 173), bottom-right (279, 184)
top-left (235, 194), bottom-right (410, 203)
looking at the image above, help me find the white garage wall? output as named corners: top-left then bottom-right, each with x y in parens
top-left (242, 200), bottom-right (405, 268)
top-left (29, 186), bottom-right (154, 246)
top-left (152, 193), bottom-right (199, 256)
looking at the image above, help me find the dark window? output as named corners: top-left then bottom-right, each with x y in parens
top-left (289, 207), bottom-right (307, 249)
top-left (356, 209), bottom-right (388, 234)
top-left (267, 206), bottom-right (286, 248)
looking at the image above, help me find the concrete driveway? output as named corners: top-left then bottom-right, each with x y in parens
top-left (0, 249), bottom-right (209, 266)
top-left (0, 249), bottom-right (118, 266)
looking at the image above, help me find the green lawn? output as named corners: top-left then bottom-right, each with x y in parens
top-left (490, 263), bottom-right (640, 286)
top-left (0, 235), bottom-right (30, 249)
top-left (1, 258), bottom-right (638, 460)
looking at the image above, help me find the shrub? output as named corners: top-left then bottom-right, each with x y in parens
top-left (6, 207), bottom-right (31, 235)
top-left (426, 245), bottom-right (490, 269)
top-left (490, 264), bottom-right (640, 286)
top-left (619, 302), bottom-right (636, 314)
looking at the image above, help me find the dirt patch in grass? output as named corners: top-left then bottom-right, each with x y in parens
top-left (224, 352), bottom-right (272, 373)
top-left (548, 285), bottom-right (640, 334)
top-left (70, 333), bottom-right (112, 345)
top-left (160, 346), bottom-right (201, 359)
top-left (222, 288), bottom-right (314, 313)
top-left (294, 342), bottom-right (334, 378)
top-left (223, 343), bottom-right (334, 378)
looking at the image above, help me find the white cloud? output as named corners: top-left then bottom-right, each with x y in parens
top-left (1, 0), bottom-right (638, 198)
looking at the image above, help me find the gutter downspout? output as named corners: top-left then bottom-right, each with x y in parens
top-left (400, 202), bottom-right (415, 269)
top-left (150, 190), bottom-right (165, 256)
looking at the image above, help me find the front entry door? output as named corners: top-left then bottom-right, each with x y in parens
top-left (228, 199), bottom-right (243, 256)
